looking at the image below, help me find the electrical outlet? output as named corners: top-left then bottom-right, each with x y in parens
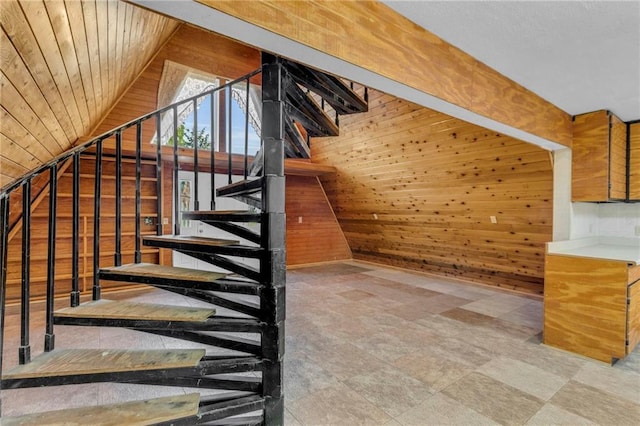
top-left (490, 215), bottom-right (497, 224)
top-left (373, 213), bottom-right (378, 220)
top-left (163, 217), bottom-right (169, 225)
top-left (298, 216), bottom-right (303, 224)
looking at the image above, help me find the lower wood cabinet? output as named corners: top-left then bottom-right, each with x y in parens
top-left (628, 281), bottom-right (640, 352)
top-left (544, 254), bottom-right (640, 363)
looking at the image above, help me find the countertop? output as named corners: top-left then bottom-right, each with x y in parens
top-left (546, 236), bottom-right (640, 265)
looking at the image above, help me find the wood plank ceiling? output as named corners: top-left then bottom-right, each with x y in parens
top-left (313, 89), bottom-right (554, 294)
top-left (0, 0), bottom-right (179, 188)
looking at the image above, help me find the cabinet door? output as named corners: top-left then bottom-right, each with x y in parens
top-left (628, 280), bottom-right (640, 354)
top-left (572, 110), bottom-right (611, 201)
top-left (609, 115), bottom-right (627, 200)
top-left (629, 122), bottom-right (640, 201)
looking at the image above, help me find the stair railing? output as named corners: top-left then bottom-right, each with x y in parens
top-left (0, 68), bottom-right (261, 377)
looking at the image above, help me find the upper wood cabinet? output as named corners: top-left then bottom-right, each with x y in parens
top-left (629, 122), bottom-right (640, 201)
top-left (572, 110), bottom-right (627, 202)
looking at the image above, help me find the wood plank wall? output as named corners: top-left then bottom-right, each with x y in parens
top-left (197, 0), bottom-right (572, 147)
top-left (312, 89), bottom-right (554, 294)
top-left (286, 175), bottom-right (352, 265)
top-left (0, 0), bottom-right (179, 188)
top-left (4, 154), bottom-right (161, 303)
top-left (90, 24), bottom-right (261, 152)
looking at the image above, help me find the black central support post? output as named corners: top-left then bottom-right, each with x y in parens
top-left (260, 52), bottom-right (286, 425)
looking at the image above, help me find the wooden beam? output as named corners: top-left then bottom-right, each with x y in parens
top-left (196, 0), bottom-right (572, 147)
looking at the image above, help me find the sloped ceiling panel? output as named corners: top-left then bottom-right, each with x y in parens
top-left (0, 0), bottom-right (179, 188)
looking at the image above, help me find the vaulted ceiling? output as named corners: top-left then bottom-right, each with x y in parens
top-left (383, 1), bottom-right (640, 122)
top-left (0, 0), bottom-right (179, 188)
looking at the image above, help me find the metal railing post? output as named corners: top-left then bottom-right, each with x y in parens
top-left (71, 153), bottom-right (81, 307)
top-left (227, 84), bottom-right (233, 184)
top-left (19, 179), bottom-right (31, 364)
top-left (0, 194), bottom-right (10, 416)
top-left (135, 122), bottom-right (142, 263)
top-left (244, 79), bottom-right (250, 179)
top-left (44, 164), bottom-right (57, 352)
top-left (114, 131), bottom-right (122, 266)
top-left (155, 115), bottom-right (163, 236)
top-left (92, 139), bottom-right (103, 300)
top-left (172, 107), bottom-right (180, 236)
top-left (210, 93), bottom-right (217, 210)
top-left (193, 98), bottom-right (200, 211)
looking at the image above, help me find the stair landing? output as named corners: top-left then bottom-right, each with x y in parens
top-left (1, 393), bottom-right (200, 426)
top-left (54, 299), bottom-right (215, 322)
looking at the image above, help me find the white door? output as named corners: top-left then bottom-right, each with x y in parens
top-left (173, 171), bottom-right (260, 274)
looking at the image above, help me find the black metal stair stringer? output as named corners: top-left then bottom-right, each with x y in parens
top-left (157, 394), bottom-right (266, 426)
top-left (201, 221), bottom-right (262, 245)
top-left (144, 329), bottom-right (261, 355)
top-left (284, 113), bottom-right (311, 158)
top-left (137, 375), bottom-right (261, 392)
top-left (216, 178), bottom-right (263, 198)
top-left (99, 266), bottom-right (261, 295)
top-left (53, 316), bottom-right (263, 333)
top-left (182, 211), bottom-right (262, 223)
top-left (284, 76), bottom-right (340, 137)
top-left (231, 195), bottom-right (262, 210)
top-left (184, 250), bottom-right (262, 282)
top-left (282, 59), bottom-right (368, 114)
top-left (158, 285), bottom-right (261, 318)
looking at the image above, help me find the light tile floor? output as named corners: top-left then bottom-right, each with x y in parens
top-left (284, 261), bottom-right (640, 425)
top-left (2, 261), bottom-right (640, 425)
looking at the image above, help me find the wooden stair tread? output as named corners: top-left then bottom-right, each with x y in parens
top-left (144, 235), bottom-right (239, 246)
top-left (216, 178), bottom-right (262, 197)
top-left (1, 393), bottom-right (200, 426)
top-left (101, 263), bottom-right (228, 282)
top-left (144, 236), bottom-right (263, 259)
top-left (187, 210), bottom-right (255, 215)
top-left (2, 348), bottom-right (205, 380)
top-left (54, 299), bottom-right (215, 321)
top-left (182, 210), bottom-right (262, 222)
top-left (100, 264), bottom-right (260, 295)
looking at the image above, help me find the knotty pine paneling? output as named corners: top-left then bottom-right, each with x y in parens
top-left (286, 175), bottom-right (351, 265)
top-left (91, 24), bottom-right (260, 153)
top-left (4, 154), bottom-right (161, 303)
top-left (197, 0), bottom-right (572, 147)
top-left (629, 122), bottom-right (640, 201)
top-left (0, 0), bottom-right (179, 189)
top-left (313, 89), bottom-right (553, 294)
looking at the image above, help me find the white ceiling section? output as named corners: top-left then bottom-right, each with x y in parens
top-left (384, 0), bottom-right (640, 122)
